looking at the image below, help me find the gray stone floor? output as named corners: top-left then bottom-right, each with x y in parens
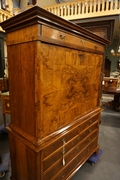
top-left (0, 95), bottom-right (120, 180)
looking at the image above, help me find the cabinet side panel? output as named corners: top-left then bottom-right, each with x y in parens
top-left (7, 42), bottom-right (36, 137)
top-left (9, 131), bottom-right (41, 180)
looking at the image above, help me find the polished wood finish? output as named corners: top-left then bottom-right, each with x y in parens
top-left (0, 78), bottom-right (9, 92)
top-left (0, 6), bottom-right (109, 180)
top-left (103, 77), bottom-right (118, 89)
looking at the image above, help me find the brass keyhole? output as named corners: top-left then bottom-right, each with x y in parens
top-left (60, 34), bottom-right (66, 40)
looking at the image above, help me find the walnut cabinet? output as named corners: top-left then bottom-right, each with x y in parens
top-left (0, 6), bottom-right (109, 180)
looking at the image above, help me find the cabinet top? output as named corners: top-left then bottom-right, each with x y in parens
top-left (0, 5), bottom-right (109, 46)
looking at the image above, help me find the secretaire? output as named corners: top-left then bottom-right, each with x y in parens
top-left (0, 5), bottom-right (109, 180)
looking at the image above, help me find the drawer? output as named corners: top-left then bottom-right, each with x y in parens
top-left (78, 130), bottom-right (98, 151)
top-left (42, 130), bottom-right (97, 174)
top-left (42, 134), bottom-right (80, 172)
top-left (54, 139), bottom-right (97, 180)
top-left (80, 114), bottom-right (99, 130)
top-left (45, 138), bottom-right (97, 180)
top-left (42, 114), bottom-right (100, 159)
top-left (1, 95), bottom-right (10, 114)
top-left (80, 122), bottom-right (98, 140)
top-left (41, 25), bottom-right (104, 53)
top-left (42, 126), bottom-right (80, 159)
top-left (43, 141), bottom-right (83, 180)
top-left (43, 145), bottom-right (80, 180)
top-left (64, 127), bottom-right (98, 156)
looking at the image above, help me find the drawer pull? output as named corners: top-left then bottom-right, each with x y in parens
top-left (61, 150), bottom-right (65, 154)
top-left (87, 149), bottom-right (90, 152)
top-left (88, 129), bottom-right (92, 133)
top-left (89, 120), bottom-right (92, 124)
top-left (94, 45), bottom-right (98, 49)
top-left (7, 103), bottom-right (10, 107)
top-left (78, 53), bottom-right (84, 58)
top-left (81, 39), bottom-right (85, 44)
top-left (63, 157), bottom-right (65, 166)
top-left (62, 138), bottom-right (66, 143)
top-left (88, 138), bottom-right (91, 142)
top-left (61, 174), bottom-right (65, 178)
top-left (60, 34), bottom-right (66, 40)
top-left (62, 138), bottom-right (66, 166)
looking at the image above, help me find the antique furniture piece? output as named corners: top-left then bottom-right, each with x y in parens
top-left (102, 86), bottom-right (120, 110)
top-left (0, 6), bottom-right (109, 180)
top-left (102, 77), bottom-right (120, 110)
top-left (102, 77), bottom-right (118, 89)
top-left (0, 78), bottom-right (9, 92)
top-left (1, 92), bottom-right (10, 127)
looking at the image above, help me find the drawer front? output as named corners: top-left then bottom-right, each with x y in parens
top-left (2, 96), bottom-right (10, 114)
top-left (53, 139), bottom-right (97, 180)
top-left (80, 122), bottom-right (98, 140)
top-left (42, 130), bottom-right (97, 176)
top-left (42, 25), bottom-right (104, 53)
top-left (64, 126), bottom-right (98, 156)
top-left (42, 134), bottom-right (81, 173)
top-left (42, 134), bottom-right (80, 172)
top-left (42, 126), bottom-right (80, 159)
top-left (42, 113), bottom-right (99, 159)
top-left (43, 138), bottom-right (97, 180)
top-left (80, 114), bottom-right (99, 131)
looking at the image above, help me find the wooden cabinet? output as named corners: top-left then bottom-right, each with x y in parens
top-left (0, 6), bottom-right (109, 180)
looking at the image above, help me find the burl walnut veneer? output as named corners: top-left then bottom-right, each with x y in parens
top-left (0, 6), bottom-right (109, 180)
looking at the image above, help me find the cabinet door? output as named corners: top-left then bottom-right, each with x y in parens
top-left (38, 42), bottom-right (103, 137)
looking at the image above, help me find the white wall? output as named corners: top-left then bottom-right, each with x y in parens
top-left (37, 0), bottom-right (56, 7)
top-left (19, 0), bottom-right (57, 9)
top-left (20, 0), bottom-right (28, 10)
top-left (13, 0), bottom-right (19, 8)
